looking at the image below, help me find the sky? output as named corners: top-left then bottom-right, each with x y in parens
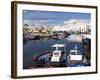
top-left (23, 10), bottom-right (91, 26)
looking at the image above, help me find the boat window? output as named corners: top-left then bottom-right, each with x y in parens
top-left (71, 52), bottom-right (76, 54)
top-left (52, 47), bottom-right (56, 51)
top-left (58, 47), bottom-right (64, 51)
top-left (54, 53), bottom-right (59, 57)
top-left (52, 47), bottom-right (64, 51)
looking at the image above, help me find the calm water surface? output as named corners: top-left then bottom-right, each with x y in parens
top-left (23, 35), bottom-right (84, 69)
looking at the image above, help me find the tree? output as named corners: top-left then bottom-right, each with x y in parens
top-left (24, 24), bottom-right (29, 27)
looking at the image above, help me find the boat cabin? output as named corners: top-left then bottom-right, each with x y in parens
top-left (51, 44), bottom-right (66, 62)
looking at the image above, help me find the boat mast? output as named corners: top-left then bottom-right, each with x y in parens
top-left (74, 45), bottom-right (78, 54)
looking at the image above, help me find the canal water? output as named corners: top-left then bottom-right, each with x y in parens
top-left (23, 35), bottom-right (84, 69)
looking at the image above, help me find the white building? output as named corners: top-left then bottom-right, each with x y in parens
top-left (52, 19), bottom-right (91, 32)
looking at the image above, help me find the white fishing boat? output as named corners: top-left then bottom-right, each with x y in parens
top-left (33, 43), bottom-right (67, 67)
top-left (67, 45), bottom-right (84, 66)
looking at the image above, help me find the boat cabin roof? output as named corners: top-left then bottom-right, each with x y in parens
top-left (70, 50), bottom-right (81, 55)
top-left (51, 44), bottom-right (65, 48)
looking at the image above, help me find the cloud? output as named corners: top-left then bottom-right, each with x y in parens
top-left (63, 19), bottom-right (90, 24)
top-left (23, 19), bottom-right (52, 25)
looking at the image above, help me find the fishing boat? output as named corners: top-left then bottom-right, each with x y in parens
top-left (67, 45), bottom-right (86, 67)
top-left (33, 43), bottom-right (67, 67)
